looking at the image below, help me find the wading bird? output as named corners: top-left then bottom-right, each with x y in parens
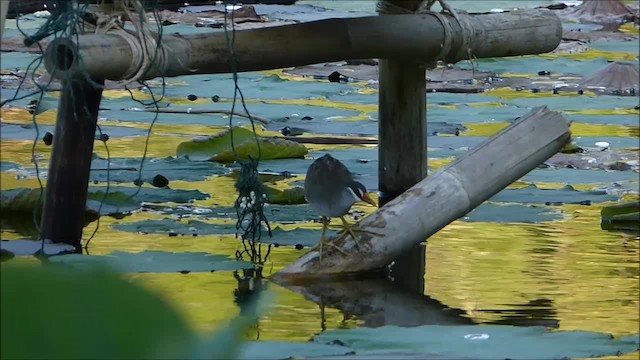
top-left (304, 154), bottom-right (378, 261)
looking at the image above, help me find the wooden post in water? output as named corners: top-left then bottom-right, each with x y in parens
top-left (377, 0), bottom-right (427, 293)
top-left (40, 72), bottom-right (104, 250)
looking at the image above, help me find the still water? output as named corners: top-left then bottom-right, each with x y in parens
top-left (0, 0), bottom-right (639, 358)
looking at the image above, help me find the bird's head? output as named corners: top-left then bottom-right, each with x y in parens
top-left (346, 181), bottom-right (377, 207)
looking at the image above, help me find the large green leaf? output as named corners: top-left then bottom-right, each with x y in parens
top-left (0, 264), bottom-right (193, 359)
top-left (212, 137), bottom-right (308, 163)
top-left (176, 127), bottom-right (308, 162)
top-left (313, 325), bottom-right (640, 359)
top-left (49, 250), bottom-right (254, 273)
top-left (176, 127), bottom-right (257, 161)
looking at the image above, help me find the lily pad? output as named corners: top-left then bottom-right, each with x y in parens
top-left (266, 227), bottom-right (337, 248)
top-left (463, 203), bottom-right (562, 223)
top-left (313, 325), bottom-right (640, 360)
top-left (522, 168), bottom-right (639, 185)
top-left (1, 186), bottom-right (208, 220)
top-left (49, 250), bottom-right (254, 273)
top-left (111, 218), bottom-right (237, 236)
top-left (141, 204), bottom-right (319, 223)
top-left (89, 156), bottom-right (229, 183)
top-left (0, 239), bottom-right (76, 256)
top-left (238, 341), bottom-right (352, 360)
top-left (265, 185), bottom-right (306, 204)
top-left (505, 94), bottom-right (639, 111)
top-left (490, 184), bottom-right (618, 205)
top-left (176, 126), bottom-right (308, 162)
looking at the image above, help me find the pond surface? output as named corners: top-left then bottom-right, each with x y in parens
top-left (1, 1), bottom-right (639, 359)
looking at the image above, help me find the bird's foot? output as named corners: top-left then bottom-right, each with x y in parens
top-left (338, 218), bottom-right (383, 249)
top-left (317, 238), bottom-right (347, 262)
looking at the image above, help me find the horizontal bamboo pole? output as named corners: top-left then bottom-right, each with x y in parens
top-left (272, 106), bottom-right (572, 281)
top-left (44, 9), bottom-right (561, 80)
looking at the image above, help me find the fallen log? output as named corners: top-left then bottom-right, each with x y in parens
top-left (43, 9), bottom-right (561, 81)
top-left (272, 106), bottom-right (572, 281)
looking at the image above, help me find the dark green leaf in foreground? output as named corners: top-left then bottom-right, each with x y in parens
top-left (313, 325), bottom-right (640, 359)
top-left (176, 127), bottom-right (308, 162)
top-left (0, 264), bottom-right (193, 359)
top-left (48, 250), bottom-right (254, 273)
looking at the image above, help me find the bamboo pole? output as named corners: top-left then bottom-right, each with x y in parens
top-left (40, 76), bottom-right (104, 250)
top-left (273, 106), bottom-right (572, 280)
top-left (377, 0), bottom-right (427, 292)
top-left (43, 10), bottom-right (562, 81)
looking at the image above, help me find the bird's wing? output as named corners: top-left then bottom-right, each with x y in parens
top-left (311, 154), bottom-right (354, 185)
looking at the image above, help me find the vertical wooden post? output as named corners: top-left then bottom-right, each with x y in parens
top-left (0, 0), bottom-right (9, 38)
top-left (378, 0), bottom-right (427, 293)
top-left (40, 75), bottom-right (104, 250)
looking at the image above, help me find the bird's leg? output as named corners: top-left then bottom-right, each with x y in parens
top-left (337, 216), bottom-right (383, 249)
top-left (437, 0), bottom-right (460, 20)
top-left (420, 0), bottom-right (460, 20)
top-left (318, 217), bottom-right (347, 262)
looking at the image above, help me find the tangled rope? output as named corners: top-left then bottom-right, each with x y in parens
top-left (90, 0), bottom-right (169, 86)
top-left (376, 0), bottom-right (477, 65)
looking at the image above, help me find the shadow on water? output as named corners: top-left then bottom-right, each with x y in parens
top-left (270, 270), bottom-right (562, 331)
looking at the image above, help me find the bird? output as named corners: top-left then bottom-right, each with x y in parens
top-left (304, 154), bottom-right (378, 261)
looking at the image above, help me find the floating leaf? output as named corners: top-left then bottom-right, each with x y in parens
top-left (464, 203), bottom-right (562, 223)
top-left (0, 188), bottom-right (43, 214)
top-left (313, 325), bottom-right (640, 360)
top-left (49, 250), bottom-right (254, 273)
top-left (237, 341), bottom-right (352, 360)
top-left (112, 218), bottom-right (237, 236)
top-left (0, 239), bottom-right (76, 256)
top-left (176, 127), bottom-right (257, 161)
top-left (1, 187), bottom-right (208, 220)
top-left (212, 137), bottom-right (308, 163)
top-left (177, 127), bottom-right (308, 162)
top-left (265, 185), bottom-right (306, 204)
top-left (89, 156), bottom-right (229, 183)
top-left (490, 184), bottom-right (618, 205)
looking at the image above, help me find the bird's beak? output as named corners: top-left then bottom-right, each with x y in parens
top-left (361, 192), bottom-right (377, 207)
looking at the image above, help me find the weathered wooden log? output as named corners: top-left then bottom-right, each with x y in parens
top-left (43, 9), bottom-right (562, 80)
top-left (40, 76), bottom-right (104, 250)
top-left (377, 0), bottom-right (427, 292)
top-left (273, 106), bottom-right (572, 280)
